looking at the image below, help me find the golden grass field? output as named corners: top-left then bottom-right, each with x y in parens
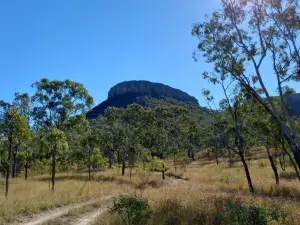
top-left (1, 150), bottom-right (300, 224)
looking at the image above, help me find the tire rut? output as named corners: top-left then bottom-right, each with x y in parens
top-left (13, 196), bottom-right (111, 225)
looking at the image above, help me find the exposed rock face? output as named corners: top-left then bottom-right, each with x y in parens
top-left (108, 81), bottom-right (199, 104)
top-left (86, 80), bottom-right (199, 119)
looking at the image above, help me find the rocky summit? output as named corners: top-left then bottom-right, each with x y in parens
top-left (86, 80), bottom-right (199, 119)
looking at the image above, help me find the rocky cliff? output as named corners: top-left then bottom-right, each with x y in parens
top-left (108, 81), bottom-right (199, 104)
top-left (86, 80), bottom-right (199, 119)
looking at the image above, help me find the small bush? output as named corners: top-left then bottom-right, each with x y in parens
top-left (108, 194), bottom-right (151, 225)
top-left (220, 202), bottom-right (288, 225)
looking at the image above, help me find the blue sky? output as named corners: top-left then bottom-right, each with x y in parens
top-left (0, 0), bottom-right (221, 106)
top-left (0, 0), bottom-right (298, 107)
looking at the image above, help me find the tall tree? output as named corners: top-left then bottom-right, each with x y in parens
top-left (31, 78), bottom-right (93, 192)
top-left (13, 93), bottom-right (33, 180)
top-left (193, 0), bottom-right (300, 168)
top-left (0, 106), bottom-right (30, 198)
top-left (203, 81), bottom-right (256, 193)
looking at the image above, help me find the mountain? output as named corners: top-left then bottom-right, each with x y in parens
top-left (287, 94), bottom-right (300, 118)
top-left (86, 80), bottom-right (200, 119)
top-left (86, 80), bottom-right (300, 120)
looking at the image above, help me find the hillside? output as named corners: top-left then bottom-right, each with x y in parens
top-left (86, 80), bottom-right (201, 119)
top-left (287, 94), bottom-right (300, 118)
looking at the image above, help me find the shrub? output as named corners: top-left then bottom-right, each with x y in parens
top-left (220, 202), bottom-right (288, 225)
top-left (108, 194), bottom-right (151, 225)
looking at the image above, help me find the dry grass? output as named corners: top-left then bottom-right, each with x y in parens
top-left (0, 168), bottom-right (167, 224)
top-left (93, 153), bottom-right (300, 224)
top-left (3, 151), bottom-right (300, 224)
top-left (0, 173), bottom-right (129, 224)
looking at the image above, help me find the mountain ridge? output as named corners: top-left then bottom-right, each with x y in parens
top-left (86, 80), bottom-right (200, 119)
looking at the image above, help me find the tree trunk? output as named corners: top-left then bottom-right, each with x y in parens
top-left (283, 134), bottom-right (300, 169)
top-left (11, 163), bottom-right (16, 178)
top-left (122, 160), bottom-right (125, 176)
top-left (11, 151), bottom-right (16, 178)
top-left (284, 147), bottom-right (300, 182)
top-left (279, 154), bottom-right (286, 171)
top-left (239, 153), bottom-right (254, 193)
top-left (173, 154), bottom-right (177, 172)
top-left (25, 162), bottom-right (28, 180)
top-left (88, 164), bottom-right (91, 180)
top-left (5, 170), bottom-right (9, 199)
top-left (162, 164), bottom-right (165, 180)
top-left (5, 141), bottom-right (13, 199)
top-left (215, 152), bottom-right (219, 165)
top-left (129, 167), bottom-right (132, 179)
top-left (266, 146), bottom-right (279, 185)
top-left (51, 152), bottom-right (56, 193)
top-left (109, 152), bottom-right (113, 169)
top-left (240, 81), bottom-right (300, 170)
top-left (292, 146), bottom-right (300, 169)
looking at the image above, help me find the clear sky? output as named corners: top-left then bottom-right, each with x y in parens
top-left (0, 0), bottom-right (298, 107)
top-left (0, 0), bottom-right (221, 106)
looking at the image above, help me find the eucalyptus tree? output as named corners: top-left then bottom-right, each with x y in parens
top-left (0, 106), bottom-right (30, 198)
top-left (44, 126), bottom-right (68, 190)
top-left (94, 116), bottom-right (114, 169)
top-left (78, 119), bottom-right (102, 179)
top-left (186, 119), bottom-right (202, 161)
top-left (247, 98), bottom-right (281, 184)
top-left (273, 121), bottom-right (300, 181)
top-left (193, 0), bottom-right (300, 168)
top-left (203, 79), bottom-right (256, 193)
top-left (202, 121), bottom-right (224, 165)
top-left (31, 78), bottom-right (93, 192)
top-left (13, 93), bottom-right (33, 179)
top-left (104, 107), bottom-right (134, 176)
top-left (163, 106), bottom-right (191, 171)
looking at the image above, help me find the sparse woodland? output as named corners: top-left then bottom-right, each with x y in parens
top-left (1, 0), bottom-right (300, 224)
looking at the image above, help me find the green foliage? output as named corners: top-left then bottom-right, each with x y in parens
top-left (220, 202), bottom-right (288, 225)
top-left (30, 158), bottom-right (51, 175)
top-left (108, 195), bottom-right (151, 225)
top-left (174, 153), bottom-right (191, 172)
top-left (193, 0), bottom-right (300, 172)
top-left (92, 150), bottom-right (109, 170)
top-left (31, 78), bottom-right (93, 129)
top-left (0, 107), bottom-right (31, 170)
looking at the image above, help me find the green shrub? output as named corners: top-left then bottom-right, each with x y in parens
top-left (108, 194), bottom-right (151, 225)
top-left (220, 202), bottom-right (288, 225)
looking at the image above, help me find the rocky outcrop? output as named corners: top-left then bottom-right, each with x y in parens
top-left (86, 80), bottom-right (199, 119)
top-left (108, 81), bottom-right (199, 105)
